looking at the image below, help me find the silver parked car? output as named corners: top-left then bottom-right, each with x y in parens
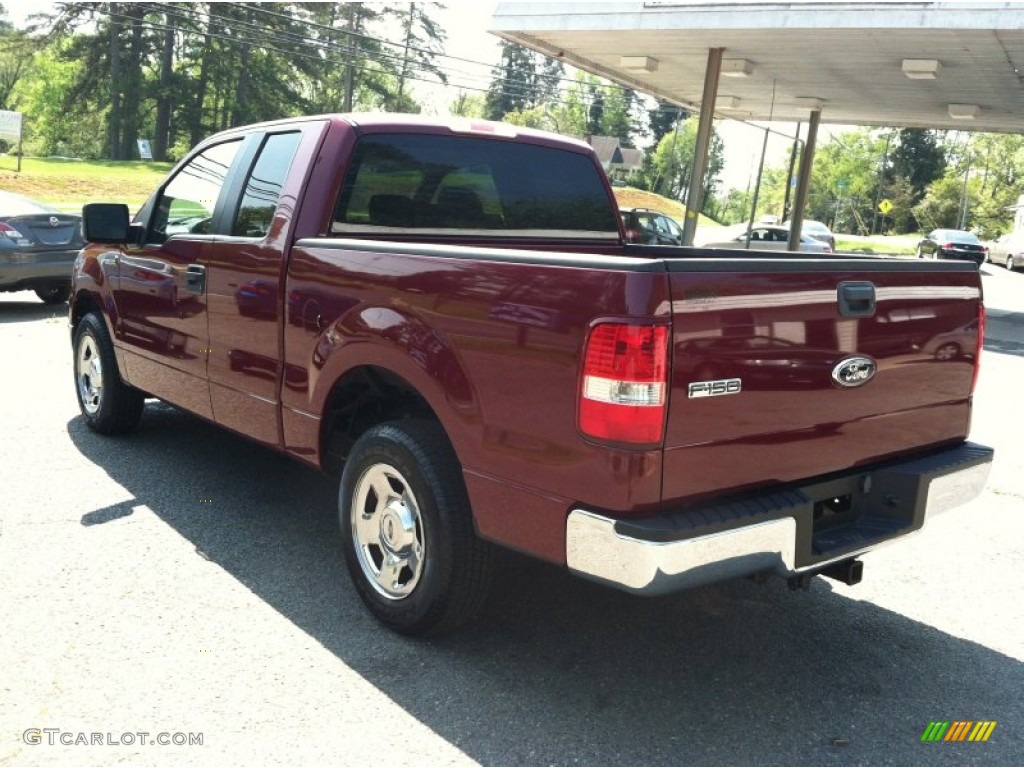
top-left (786, 219), bottom-right (836, 250)
top-left (698, 223), bottom-right (833, 253)
top-left (0, 191), bottom-right (83, 304)
top-left (989, 232), bottom-right (1024, 271)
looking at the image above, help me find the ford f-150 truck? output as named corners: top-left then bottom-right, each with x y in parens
top-left (72, 114), bottom-right (993, 635)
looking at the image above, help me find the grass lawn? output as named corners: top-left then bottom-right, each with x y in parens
top-left (835, 234), bottom-right (920, 257)
top-left (0, 155), bottom-right (173, 211)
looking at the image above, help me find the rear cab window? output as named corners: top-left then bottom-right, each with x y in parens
top-left (231, 131), bottom-right (302, 238)
top-left (330, 133), bottom-right (619, 240)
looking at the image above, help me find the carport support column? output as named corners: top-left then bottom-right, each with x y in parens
top-left (786, 107), bottom-right (822, 252)
top-left (681, 48), bottom-right (723, 246)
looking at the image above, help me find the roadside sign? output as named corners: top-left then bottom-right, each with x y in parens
top-left (0, 110), bottom-right (24, 172)
top-left (0, 110), bottom-right (21, 142)
top-left (137, 139), bottom-right (153, 160)
top-left (879, 199), bottom-right (894, 214)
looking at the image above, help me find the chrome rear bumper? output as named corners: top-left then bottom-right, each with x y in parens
top-left (566, 442), bottom-right (993, 596)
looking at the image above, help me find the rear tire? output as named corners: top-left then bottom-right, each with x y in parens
top-left (339, 420), bottom-right (493, 635)
top-left (1007, 255), bottom-right (1016, 272)
top-left (35, 285), bottom-right (71, 304)
top-left (73, 312), bottom-right (145, 434)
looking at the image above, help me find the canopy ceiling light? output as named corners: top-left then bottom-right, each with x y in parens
top-left (721, 59), bottom-right (754, 78)
top-left (794, 97), bottom-right (825, 111)
top-left (902, 59), bottom-right (941, 79)
top-left (948, 103), bottom-right (980, 119)
top-left (619, 56), bottom-right (658, 73)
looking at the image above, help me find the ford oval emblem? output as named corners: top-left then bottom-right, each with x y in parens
top-left (832, 356), bottom-right (877, 388)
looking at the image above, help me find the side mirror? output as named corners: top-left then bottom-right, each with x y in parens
top-left (82, 203), bottom-right (130, 243)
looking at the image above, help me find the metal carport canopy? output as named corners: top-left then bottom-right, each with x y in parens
top-left (488, 1), bottom-right (1024, 245)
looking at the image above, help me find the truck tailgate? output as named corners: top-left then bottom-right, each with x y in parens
top-left (662, 258), bottom-right (982, 504)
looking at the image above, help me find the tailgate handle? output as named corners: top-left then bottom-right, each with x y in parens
top-left (838, 281), bottom-right (876, 317)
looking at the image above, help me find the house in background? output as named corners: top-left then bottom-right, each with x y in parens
top-left (584, 135), bottom-right (644, 185)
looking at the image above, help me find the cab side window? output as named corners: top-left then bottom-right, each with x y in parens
top-left (149, 140), bottom-right (242, 243)
top-left (231, 132), bottom-right (301, 238)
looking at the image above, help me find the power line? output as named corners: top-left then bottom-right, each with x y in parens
top-left (59, 0), bottom-right (665, 105)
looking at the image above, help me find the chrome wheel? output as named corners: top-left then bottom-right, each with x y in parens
top-left (351, 463), bottom-right (425, 600)
top-left (76, 333), bottom-right (103, 415)
top-left (1007, 255), bottom-right (1015, 271)
top-left (934, 343), bottom-right (960, 361)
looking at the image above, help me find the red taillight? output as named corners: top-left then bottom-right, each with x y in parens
top-left (579, 323), bottom-right (669, 444)
top-left (0, 222), bottom-right (25, 239)
top-left (971, 304), bottom-right (985, 395)
top-left (943, 242), bottom-right (955, 250)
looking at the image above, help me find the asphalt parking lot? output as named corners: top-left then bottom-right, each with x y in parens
top-left (1, 265), bottom-right (1022, 767)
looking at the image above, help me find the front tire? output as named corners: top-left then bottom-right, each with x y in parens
top-left (1007, 254), bottom-right (1016, 272)
top-left (73, 313), bottom-right (145, 434)
top-left (339, 420), bottom-right (493, 635)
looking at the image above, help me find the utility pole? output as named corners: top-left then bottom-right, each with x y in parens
top-left (343, 4), bottom-right (357, 112)
top-left (958, 147), bottom-right (972, 230)
top-left (870, 130), bottom-right (894, 235)
top-left (782, 122), bottom-right (801, 221)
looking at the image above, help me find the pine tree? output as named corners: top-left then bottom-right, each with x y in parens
top-left (890, 129), bottom-right (946, 202)
top-left (485, 40), bottom-right (564, 121)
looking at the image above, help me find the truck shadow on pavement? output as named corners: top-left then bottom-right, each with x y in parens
top-left (0, 299), bottom-right (67, 325)
top-left (68, 404), bottom-right (1022, 767)
top-left (984, 310), bottom-right (1024, 358)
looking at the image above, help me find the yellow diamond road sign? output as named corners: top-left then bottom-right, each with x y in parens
top-left (879, 199), bottom-right (894, 215)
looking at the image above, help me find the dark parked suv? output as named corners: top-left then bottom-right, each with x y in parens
top-left (917, 229), bottom-right (988, 265)
top-left (619, 208), bottom-right (684, 245)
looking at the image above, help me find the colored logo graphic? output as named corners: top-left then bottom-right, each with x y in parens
top-left (921, 721), bottom-right (997, 742)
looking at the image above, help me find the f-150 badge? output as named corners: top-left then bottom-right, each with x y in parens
top-left (688, 378), bottom-right (742, 398)
top-left (832, 356), bottom-right (877, 387)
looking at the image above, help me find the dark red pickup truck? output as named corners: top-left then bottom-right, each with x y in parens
top-left (72, 114), bottom-right (993, 634)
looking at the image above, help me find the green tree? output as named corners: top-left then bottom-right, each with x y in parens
top-left (715, 187), bottom-right (755, 225)
top-left (391, 2), bottom-right (447, 110)
top-left (914, 132), bottom-right (1024, 237)
top-left (13, 42), bottom-right (104, 157)
top-left (449, 91), bottom-right (486, 118)
top-left (0, 4), bottom-right (36, 113)
top-left (648, 100), bottom-right (689, 145)
top-left (484, 40), bottom-right (563, 121)
top-left (889, 128), bottom-right (946, 202)
top-left (599, 86), bottom-right (640, 148)
top-left (645, 115), bottom-right (724, 207)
